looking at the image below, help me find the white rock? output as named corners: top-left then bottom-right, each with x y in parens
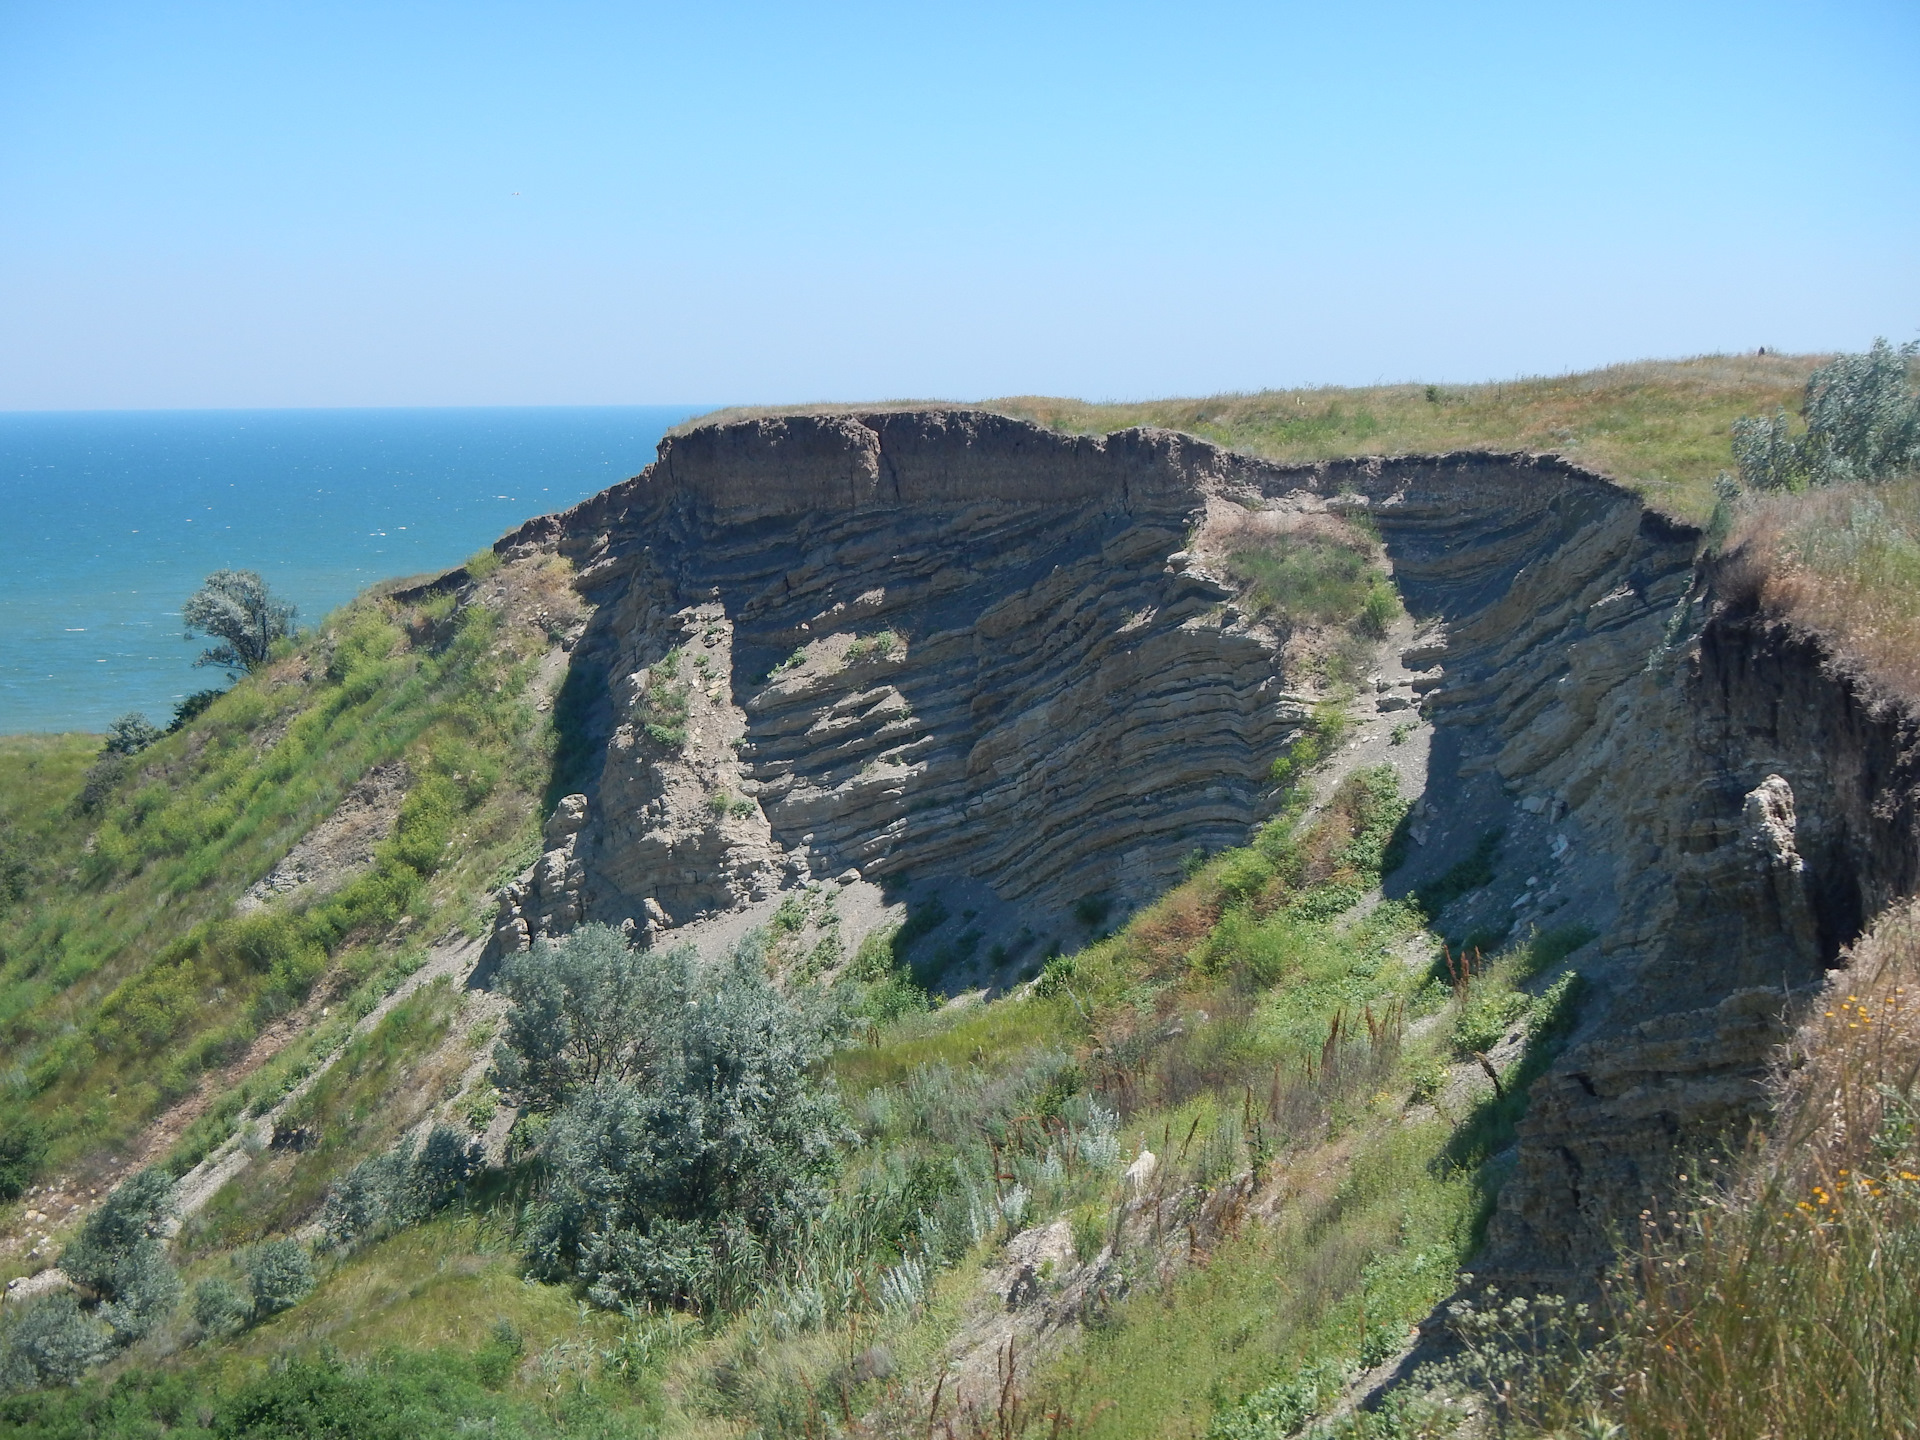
top-left (1124, 1150), bottom-right (1158, 1190)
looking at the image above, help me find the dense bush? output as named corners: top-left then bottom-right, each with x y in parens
top-left (191, 1277), bottom-right (253, 1336)
top-left (102, 714), bottom-right (160, 757)
top-left (0, 1296), bottom-right (109, 1391)
top-left (1733, 338), bottom-right (1920, 492)
top-left (494, 924), bottom-right (694, 1112)
top-left (166, 687), bottom-right (224, 732)
top-left (504, 926), bottom-right (850, 1312)
top-left (320, 1124), bottom-right (482, 1251)
top-left (242, 1239), bottom-right (314, 1318)
top-left (0, 1351), bottom-right (646, 1440)
top-left (58, 1168), bottom-right (182, 1345)
top-left (0, 1170), bottom-right (181, 1391)
top-left (0, 1117), bottom-right (47, 1200)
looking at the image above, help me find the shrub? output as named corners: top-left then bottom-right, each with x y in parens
top-left (1733, 338), bottom-right (1920, 492)
top-left (60, 1168), bottom-right (175, 1296)
top-left (94, 1240), bottom-right (182, 1344)
top-left (1356, 581), bottom-right (1398, 639)
top-left (242, 1240), bottom-right (314, 1318)
top-left (404, 1124), bottom-right (483, 1215)
top-left (192, 1277), bottom-right (253, 1336)
top-left (1073, 892), bottom-right (1114, 929)
top-left (493, 924), bottom-right (695, 1113)
top-left (516, 934), bottom-right (850, 1312)
top-left (846, 926), bottom-right (899, 983)
top-left (1033, 952), bottom-right (1078, 997)
top-left (0, 1117), bottom-right (48, 1200)
top-left (0, 1294), bottom-right (111, 1392)
top-left (1449, 986), bottom-right (1531, 1058)
top-left (55, 1169), bottom-right (182, 1350)
top-left (77, 752), bottom-right (129, 814)
top-left (1205, 1357), bottom-right (1346, 1440)
top-left (637, 655), bottom-right (690, 749)
top-left (319, 1126), bottom-right (481, 1253)
top-left (320, 1149), bottom-right (411, 1251)
top-left (167, 688), bottom-right (225, 733)
top-left (103, 713), bottom-right (161, 756)
top-left (1267, 700), bottom-right (1349, 795)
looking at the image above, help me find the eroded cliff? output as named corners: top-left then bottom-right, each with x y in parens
top-left (487, 410), bottom-right (1920, 1283)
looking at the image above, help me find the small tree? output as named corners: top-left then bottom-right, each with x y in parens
top-left (182, 570), bottom-right (296, 676)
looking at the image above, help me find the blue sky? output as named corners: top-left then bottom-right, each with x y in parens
top-left (1, 0), bottom-right (1915, 408)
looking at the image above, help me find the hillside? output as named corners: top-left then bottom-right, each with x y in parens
top-left (2, 362), bottom-right (1917, 1439)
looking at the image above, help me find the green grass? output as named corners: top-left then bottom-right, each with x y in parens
top-left (1223, 528), bottom-right (1384, 630)
top-left (0, 563), bottom-right (565, 1186)
top-left (184, 981), bottom-right (468, 1251)
top-left (0, 686), bottom-right (1591, 1436)
top-left (1045, 1121), bottom-right (1477, 1440)
top-left (1729, 475), bottom-right (1920, 700)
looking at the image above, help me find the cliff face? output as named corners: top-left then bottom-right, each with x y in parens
top-left (496, 411), bottom-right (1304, 956)
top-left (1293, 453), bottom-right (1920, 1283)
top-left (493, 411), bottom-right (1920, 1282)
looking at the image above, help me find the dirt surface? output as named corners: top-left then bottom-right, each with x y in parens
top-left (237, 760), bottom-right (410, 913)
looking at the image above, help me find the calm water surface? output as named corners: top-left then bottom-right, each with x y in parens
top-left (0, 406), bottom-right (701, 733)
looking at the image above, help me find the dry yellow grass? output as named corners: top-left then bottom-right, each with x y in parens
top-left (1725, 477), bottom-right (1920, 700)
top-left (679, 353), bottom-right (1822, 526)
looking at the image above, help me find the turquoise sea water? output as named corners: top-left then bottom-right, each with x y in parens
top-left (0, 406), bottom-right (701, 734)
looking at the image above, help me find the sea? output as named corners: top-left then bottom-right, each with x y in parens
top-left (0, 406), bottom-right (703, 734)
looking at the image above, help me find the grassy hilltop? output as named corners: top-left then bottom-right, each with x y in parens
top-left (690, 351), bottom-right (1823, 527)
top-left (0, 352), bottom-right (1916, 1437)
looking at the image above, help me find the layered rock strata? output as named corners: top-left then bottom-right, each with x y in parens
top-left (492, 412), bottom-right (1307, 953)
top-left (484, 414), bottom-right (1920, 1283)
top-left (1282, 452), bottom-right (1920, 1284)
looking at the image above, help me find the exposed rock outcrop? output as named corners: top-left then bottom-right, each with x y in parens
top-left (1284, 452), bottom-right (1920, 1286)
top-left (492, 792), bottom-right (590, 952)
top-left (494, 411), bottom-right (1308, 961)
top-left (237, 761), bottom-right (410, 913)
top-left (485, 414), bottom-right (1920, 1285)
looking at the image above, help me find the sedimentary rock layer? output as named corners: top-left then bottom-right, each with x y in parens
top-left (492, 414), bottom-right (1920, 1281)
top-left (498, 411), bottom-right (1306, 939)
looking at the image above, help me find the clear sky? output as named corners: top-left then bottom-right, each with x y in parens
top-left (1, 0), bottom-right (1915, 409)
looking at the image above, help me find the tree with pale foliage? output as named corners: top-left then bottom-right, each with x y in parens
top-left (1732, 338), bottom-right (1920, 492)
top-left (182, 569), bottom-right (296, 675)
